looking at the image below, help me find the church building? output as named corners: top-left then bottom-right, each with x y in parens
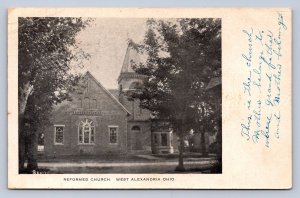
top-left (44, 45), bottom-right (175, 157)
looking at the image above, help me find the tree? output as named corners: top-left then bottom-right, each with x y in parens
top-left (18, 17), bottom-right (91, 172)
top-left (131, 18), bottom-right (221, 171)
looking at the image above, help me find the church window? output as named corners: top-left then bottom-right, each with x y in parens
top-left (54, 125), bottom-right (64, 145)
top-left (109, 126), bottom-right (118, 144)
top-left (131, 125), bottom-right (141, 131)
top-left (78, 119), bottom-right (95, 144)
top-left (78, 99), bottom-right (82, 108)
top-left (161, 133), bottom-right (168, 146)
top-left (83, 97), bottom-right (89, 109)
top-left (129, 81), bottom-right (142, 90)
top-left (153, 134), bottom-right (158, 145)
top-left (85, 80), bottom-right (90, 93)
top-left (91, 99), bottom-right (97, 109)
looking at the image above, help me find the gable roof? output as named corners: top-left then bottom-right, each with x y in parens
top-left (108, 89), bottom-right (119, 99)
top-left (83, 71), bottom-right (130, 115)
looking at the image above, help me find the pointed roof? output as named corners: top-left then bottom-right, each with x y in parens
top-left (83, 71), bottom-right (130, 115)
top-left (118, 44), bottom-right (146, 83)
top-left (120, 44), bottom-right (140, 73)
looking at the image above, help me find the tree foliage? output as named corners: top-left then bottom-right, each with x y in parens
top-left (18, 17), bottom-right (91, 107)
top-left (131, 18), bottom-right (221, 170)
top-left (18, 17), bottom-right (92, 172)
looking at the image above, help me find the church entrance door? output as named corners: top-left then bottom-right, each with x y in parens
top-left (131, 126), bottom-right (142, 150)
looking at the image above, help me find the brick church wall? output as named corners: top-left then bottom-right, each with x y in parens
top-left (44, 72), bottom-right (129, 157)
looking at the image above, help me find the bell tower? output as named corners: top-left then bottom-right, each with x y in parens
top-left (117, 43), bottom-right (151, 152)
top-left (117, 44), bottom-right (145, 93)
top-left (117, 44), bottom-right (149, 120)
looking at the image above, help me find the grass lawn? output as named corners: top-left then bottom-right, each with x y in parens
top-left (46, 162), bottom-right (218, 174)
top-left (37, 152), bottom-right (217, 163)
top-left (32, 153), bottom-right (221, 174)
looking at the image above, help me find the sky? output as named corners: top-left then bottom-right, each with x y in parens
top-left (72, 18), bottom-right (148, 89)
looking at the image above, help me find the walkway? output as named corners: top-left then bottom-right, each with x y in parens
top-left (37, 160), bottom-right (216, 168)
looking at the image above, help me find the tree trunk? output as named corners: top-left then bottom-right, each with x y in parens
top-left (215, 125), bottom-right (222, 173)
top-left (18, 115), bottom-right (26, 173)
top-left (200, 103), bottom-right (208, 157)
top-left (201, 131), bottom-right (208, 157)
top-left (176, 127), bottom-right (185, 171)
top-left (18, 82), bottom-right (33, 172)
top-left (26, 127), bottom-right (38, 172)
top-left (19, 82), bottom-right (33, 115)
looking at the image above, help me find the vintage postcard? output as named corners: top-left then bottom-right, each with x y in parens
top-left (8, 8), bottom-right (292, 189)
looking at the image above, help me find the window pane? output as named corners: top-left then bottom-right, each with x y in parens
top-left (83, 97), bottom-right (89, 109)
top-left (78, 99), bottom-right (82, 108)
top-left (110, 134), bottom-right (116, 143)
top-left (91, 127), bottom-right (95, 143)
top-left (55, 126), bottom-right (64, 144)
top-left (109, 128), bottom-right (117, 143)
top-left (132, 125), bottom-right (140, 131)
top-left (78, 119), bottom-right (95, 144)
top-left (161, 133), bottom-right (168, 146)
top-left (84, 131), bottom-right (89, 143)
top-left (92, 99), bottom-right (97, 109)
top-left (154, 134), bottom-right (158, 144)
top-left (79, 128), bottom-right (83, 143)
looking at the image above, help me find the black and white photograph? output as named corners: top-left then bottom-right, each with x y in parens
top-left (17, 17), bottom-right (222, 174)
top-left (7, 7), bottom-right (293, 189)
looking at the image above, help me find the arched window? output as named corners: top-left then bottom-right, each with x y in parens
top-left (78, 118), bottom-right (95, 144)
top-left (91, 99), bottom-right (97, 109)
top-left (85, 80), bottom-right (90, 93)
top-left (131, 125), bottom-right (141, 131)
top-left (78, 99), bottom-right (82, 108)
top-left (129, 81), bottom-right (142, 90)
top-left (83, 97), bottom-right (89, 109)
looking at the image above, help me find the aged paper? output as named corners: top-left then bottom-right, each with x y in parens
top-left (8, 8), bottom-right (292, 189)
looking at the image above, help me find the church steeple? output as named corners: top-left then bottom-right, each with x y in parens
top-left (118, 43), bottom-right (145, 92)
top-left (117, 43), bottom-right (151, 122)
top-left (120, 44), bottom-right (140, 74)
